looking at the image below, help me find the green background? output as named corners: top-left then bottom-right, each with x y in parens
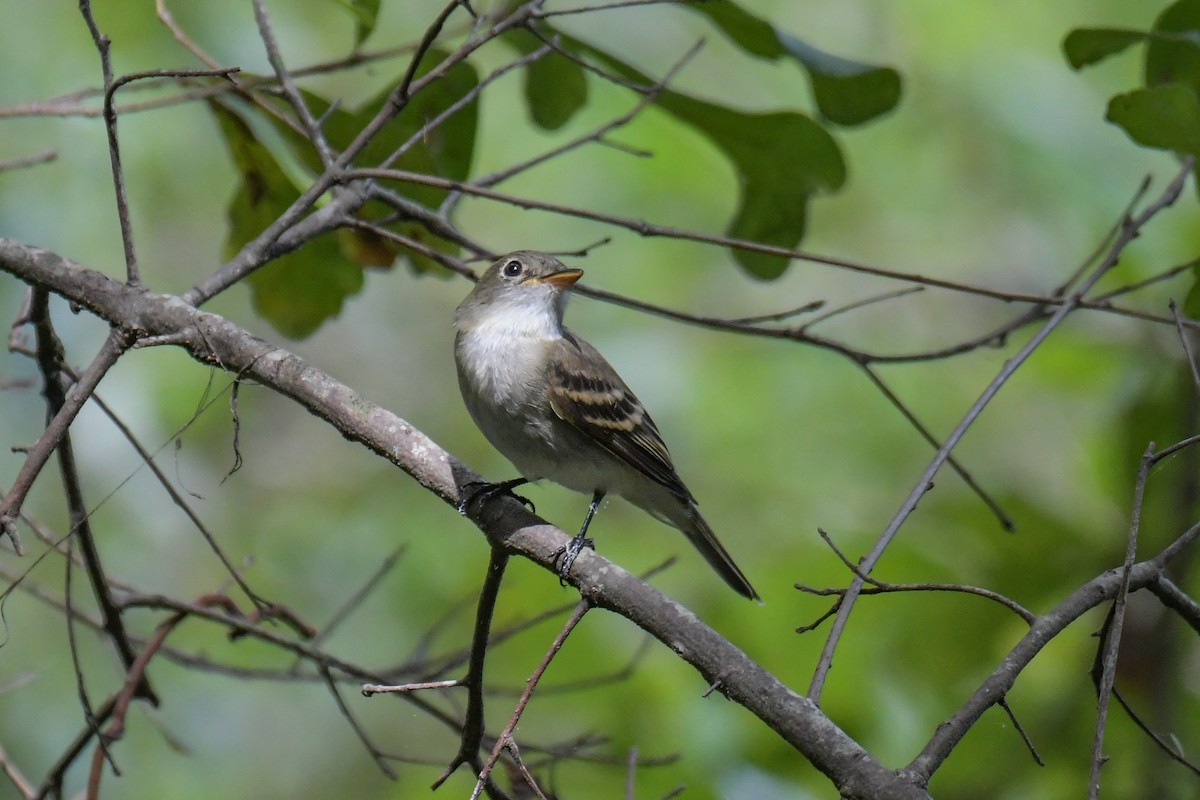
top-left (0, 2), bottom-right (1197, 799)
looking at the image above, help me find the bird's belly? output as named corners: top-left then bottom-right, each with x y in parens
top-left (463, 390), bottom-right (623, 493)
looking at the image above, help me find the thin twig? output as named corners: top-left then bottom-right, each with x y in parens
top-left (251, 0), bottom-right (336, 168)
top-left (471, 600), bottom-right (592, 798)
top-left (382, 40), bottom-right (557, 171)
top-left (1148, 574), bottom-right (1200, 635)
top-left (535, 0), bottom-right (700, 18)
top-left (798, 528), bottom-right (1033, 622)
top-left (997, 697), bottom-right (1043, 767)
top-left (0, 150), bottom-right (56, 172)
top-left (1088, 442), bottom-right (1155, 799)
top-left (304, 545), bottom-right (407, 654)
top-left (0, 328), bottom-right (132, 551)
top-left (319, 664), bottom-right (398, 779)
top-left (86, 611), bottom-right (181, 799)
top-left (79, 0), bottom-right (140, 284)
top-left (28, 290), bottom-right (156, 704)
top-left (466, 37), bottom-right (703, 192)
top-left (346, 167), bottom-right (1068, 305)
top-left (1111, 685), bottom-right (1200, 776)
top-left (433, 548), bottom-right (510, 789)
top-left (808, 159), bottom-right (1194, 705)
top-left (909, 516), bottom-right (1200, 780)
top-left (1170, 298), bottom-right (1200, 395)
top-left (0, 741), bottom-right (35, 800)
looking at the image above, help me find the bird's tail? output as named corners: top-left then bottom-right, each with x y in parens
top-left (682, 509), bottom-right (760, 602)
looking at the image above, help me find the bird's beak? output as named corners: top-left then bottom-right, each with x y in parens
top-left (533, 268), bottom-right (584, 288)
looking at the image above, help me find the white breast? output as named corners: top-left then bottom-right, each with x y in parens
top-left (454, 302), bottom-right (565, 480)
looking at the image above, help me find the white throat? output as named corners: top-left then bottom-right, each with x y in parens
top-left (454, 288), bottom-right (566, 408)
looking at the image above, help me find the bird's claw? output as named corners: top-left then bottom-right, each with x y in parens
top-left (552, 533), bottom-right (595, 585)
top-left (457, 479), bottom-right (535, 515)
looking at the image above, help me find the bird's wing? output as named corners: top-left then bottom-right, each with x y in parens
top-left (547, 330), bottom-right (693, 502)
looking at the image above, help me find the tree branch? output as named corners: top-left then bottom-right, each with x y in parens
top-left (0, 237), bottom-right (931, 800)
top-left (907, 518), bottom-right (1200, 780)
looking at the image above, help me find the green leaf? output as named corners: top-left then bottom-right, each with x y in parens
top-left (211, 102), bottom-right (364, 338)
top-left (689, 2), bottom-right (901, 126)
top-left (554, 34), bottom-right (845, 279)
top-left (282, 54), bottom-right (478, 208)
top-left (526, 53), bottom-right (588, 129)
top-left (1146, 0), bottom-right (1200, 96)
top-left (1105, 83), bottom-right (1200, 155)
top-left (777, 33), bottom-right (902, 127)
top-left (509, 29), bottom-right (588, 130)
top-left (246, 235), bottom-right (364, 339)
top-left (687, 1), bottom-right (785, 59)
top-left (344, 0), bottom-right (380, 49)
top-left (264, 49), bottom-right (479, 274)
top-left (1062, 28), bottom-right (1147, 69)
top-left (656, 97), bottom-right (844, 278)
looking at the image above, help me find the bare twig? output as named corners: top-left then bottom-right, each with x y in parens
top-left (304, 545), bottom-right (407, 655)
top-left (909, 517), bottom-right (1200, 780)
top-left (1148, 575), bottom-right (1200, 635)
top-left (347, 167), bottom-right (1064, 305)
top-left (1087, 442), bottom-right (1155, 799)
top-left (85, 611), bottom-right (182, 799)
top-left (0, 150), bottom-right (56, 172)
top-left (78, 0), bottom-right (140, 284)
top-left (808, 159), bottom-right (1195, 705)
top-left (997, 697), bottom-right (1044, 767)
top-left (251, 0), bottom-right (336, 168)
top-left (465, 37), bottom-right (704, 193)
top-left (318, 663), bottom-right (398, 779)
top-left (1111, 685), bottom-right (1200, 777)
top-left (534, 0), bottom-right (701, 18)
top-left (471, 600), bottom-right (592, 799)
top-left (0, 327), bottom-right (132, 547)
top-left (27, 289), bottom-right (156, 704)
top-left (0, 741), bottom-right (35, 800)
top-left (434, 548), bottom-right (510, 789)
top-left (1170, 298), bottom-right (1200, 395)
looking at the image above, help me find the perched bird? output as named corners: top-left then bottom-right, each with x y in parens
top-left (454, 251), bottom-right (759, 601)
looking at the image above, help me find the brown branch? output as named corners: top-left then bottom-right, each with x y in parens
top-left (434, 548), bottom-right (509, 790)
top-left (0, 327), bottom-right (131, 549)
top-left (347, 167), bottom-right (1071, 305)
top-left (0, 239), bottom-right (933, 800)
top-left (0, 741), bottom-right (35, 800)
top-left (1087, 442), bottom-right (1155, 798)
top-left (1148, 574), bottom-right (1200, 634)
top-left (27, 289), bottom-right (157, 705)
top-left (472, 600), bottom-right (591, 799)
top-left (85, 611), bottom-right (182, 799)
top-left (78, 0), bottom-right (140, 285)
top-left (907, 517), bottom-right (1200, 780)
top-left (0, 150), bottom-right (56, 172)
top-left (250, 0), bottom-right (336, 168)
top-left (807, 158), bottom-right (1195, 705)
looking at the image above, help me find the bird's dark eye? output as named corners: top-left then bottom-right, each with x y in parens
top-left (502, 259), bottom-right (523, 279)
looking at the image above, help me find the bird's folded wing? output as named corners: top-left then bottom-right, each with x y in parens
top-left (547, 331), bottom-right (693, 502)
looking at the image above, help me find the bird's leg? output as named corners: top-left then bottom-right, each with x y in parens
top-left (457, 477), bottom-right (535, 514)
top-left (554, 490), bottom-right (603, 582)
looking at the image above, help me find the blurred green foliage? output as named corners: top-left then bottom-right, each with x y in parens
top-left (0, 1), bottom-right (1198, 799)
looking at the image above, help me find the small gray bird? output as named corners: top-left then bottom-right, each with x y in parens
top-left (454, 251), bottom-right (759, 601)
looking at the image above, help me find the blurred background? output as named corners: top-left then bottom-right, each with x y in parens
top-left (1, 1), bottom-right (1197, 798)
